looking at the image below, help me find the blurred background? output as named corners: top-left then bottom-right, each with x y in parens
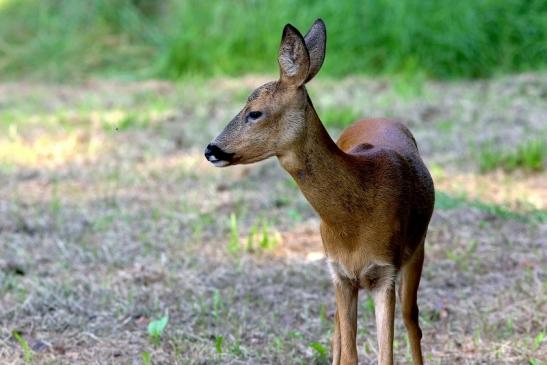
top-left (0, 1), bottom-right (546, 364)
top-left (1, 0), bottom-right (546, 80)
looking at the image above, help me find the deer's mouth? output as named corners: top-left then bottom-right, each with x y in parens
top-left (204, 143), bottom-right (236, 167)
top-left (209, 158), bottom-right (231, 167)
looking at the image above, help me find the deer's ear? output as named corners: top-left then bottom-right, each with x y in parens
top-left (303, 19), bottom-right (326, 83)
top-left (278, 24), bottom-right (310, 87)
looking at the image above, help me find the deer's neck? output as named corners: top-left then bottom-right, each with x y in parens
top-left (277, 103), bottom-right (365, 227)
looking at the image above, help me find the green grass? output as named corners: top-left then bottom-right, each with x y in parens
top-left (435, 191), bottom-right (547, 223)
top-left (227, 213), bottom-right (280, 256)
top-left (477, 138), bottom-right (546, 173)
top-left (12, 331), bottom-right (32, 363)
top-left (309, 341), bottom-right (329, 363)
top-left (147, 315), bottom-right (169, 345)
top-left (318, 106), bottom-right (362, 128)
top-left (435, 119), bottom-right (456, 134)
top-left (0, 0), bottom-right (545, 80)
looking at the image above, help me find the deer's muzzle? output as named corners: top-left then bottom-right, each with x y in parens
top-left (204, 143), bottom-right (235, 167)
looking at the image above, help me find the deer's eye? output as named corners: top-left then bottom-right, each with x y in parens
top-left (247, 111), bottom-right (263, 122)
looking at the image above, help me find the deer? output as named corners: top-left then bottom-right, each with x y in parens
top-left (204, 19), bottom-right (434, 365)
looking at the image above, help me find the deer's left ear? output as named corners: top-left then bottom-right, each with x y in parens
top-left (304, 19), bottom-right (326, 83)
top-left (278, 24), bottom-right (310, 87)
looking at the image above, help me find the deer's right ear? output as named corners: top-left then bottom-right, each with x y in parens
top-left (278, 24), bottom-right (310, 87)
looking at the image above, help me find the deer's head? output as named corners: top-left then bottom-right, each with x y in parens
top-left (205, 19), bottom-right (326, 167)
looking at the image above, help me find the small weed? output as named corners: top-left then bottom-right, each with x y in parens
top-left (274, 196), bottom-right (290, 207)
top-left (533, 330), bottom-right (545, 351)
top-left (93, 212), bottom-right (116, 232)
top-left (142, 351), bottom-right (151, 365)
top-left (272, 336), bottom-right (283, 352)
top-left (151, 207), bottom-right (161, 221)
top-left (49, 196), bottom-right (61, 216)
top-left (227, 213), bottom-right (241, 256)
top-left (420, 309), bottom-right (441, 325)
top-left (288, 331), bottom-right (304, 340)
top-left (245, 224), bottom-right (258, 252)
top-left (212, 290), bottom-right (224, 319)
top-left (358, 326), bottom-right (368, 338)
top-left (258, 220), bottom-right (280, 250)
top-left (473, 327), bottom-right (482, 347)
top-left (147, 315), bottom-right (169, 345)
top-left (192, 213), bottom-right (214, 241)
top-left (477, 138), bottom-right (545, 173)
top-left (445, 240), bottom-right (478, 271)
top-left (284, 177), bottom-right (299, 190)
top-left (363, 341), bottom-right (372, 355)
top-left (245, 219), bottom-right (280, 252)
top-left (309, 341), bottom-right (329, 363)
top-left (319, 304), bottom-right (328, 325)
top-left (287, 208), bottom-right (303, 222)
top-left (229, 340), bottom-right (243, 357)
top-left (228, 214), bottom-right (280, 255)
top-left (214, 335), bottom-right (223, 354)
top-left (404, 335), bottom-right (411, 360)
top-left (393, 339), bottom-right (400, 351)
top-left (363, 296), bottom-right (375, 315)
top-left (12, 331), bottom-right (32, 363)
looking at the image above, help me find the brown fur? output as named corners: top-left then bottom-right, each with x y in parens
top-left (207, 19), bottom-right (434, 365)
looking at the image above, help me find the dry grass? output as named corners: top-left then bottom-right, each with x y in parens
top-left (0, 75), bottom-right (546, 364)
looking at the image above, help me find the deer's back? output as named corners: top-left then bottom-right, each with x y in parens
top-left (337, 119), bottom-right (419, 157)
top-left (335, 118), bottom-right (435, 264)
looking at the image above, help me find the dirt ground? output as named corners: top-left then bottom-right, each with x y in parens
top-left (0, 74), bottom-right (546, 364)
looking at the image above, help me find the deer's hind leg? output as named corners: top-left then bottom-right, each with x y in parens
top-left (369, 266), bottom-right (396, 365)
top-left (399, 243), bottom-right (425, 365)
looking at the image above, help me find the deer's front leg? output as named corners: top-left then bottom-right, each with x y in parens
top-left (333, 278), bottom-right (358, 365)
top-left (332, 306), bottom-right (341, 365)
top-left (373, 282), bottom-right (396, 365)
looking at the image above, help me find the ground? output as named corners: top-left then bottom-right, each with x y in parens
top-left (0, 75), bottom-right (546, 364)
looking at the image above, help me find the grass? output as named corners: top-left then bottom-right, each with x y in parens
top-left (435, 191), bottom-right (547, 223)
top-left (141, 351), bottom-right (151, 365)
top-left (11, 331), bottom-right (32, 363)
top-left (477, 138), bottom-right (546, 173)
top-left (318, 106), bottom-right (362, 129)
top-left (147, 315), bottom-right (169, 345)
top-left (0, 0), bottom-right (545, 80)
top-left (0, 76), bottom-right (546, 364)
top-left (309, 341), bottom-right (329, 363)
top-left (228, 213), bottom-right (280, 256)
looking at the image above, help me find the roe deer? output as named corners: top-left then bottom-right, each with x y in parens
top-left (204, 19), bottom-right (434, 365)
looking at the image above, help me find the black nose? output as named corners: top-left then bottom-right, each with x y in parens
top-left (204, 143), bottom-right (215, 159)
top-left (204, 143), bottom-right (235, 161)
